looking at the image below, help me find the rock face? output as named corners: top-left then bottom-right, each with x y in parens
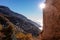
top-left (41, 0), bottom-right (60, 40)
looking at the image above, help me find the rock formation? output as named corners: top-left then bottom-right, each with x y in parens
top-left (41, 0), bottom-right (60, 40)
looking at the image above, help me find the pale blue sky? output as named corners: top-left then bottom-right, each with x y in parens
top-left (0, 0), bottom-right (45, 26)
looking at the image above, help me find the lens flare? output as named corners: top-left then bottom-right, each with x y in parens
top-left (39, 3), bottom-right (45, 9)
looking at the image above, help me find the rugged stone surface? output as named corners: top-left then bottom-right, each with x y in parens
top-left (41, 0), bottom-right (60, 40)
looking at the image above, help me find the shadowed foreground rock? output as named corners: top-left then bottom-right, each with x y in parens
top-left (40, 0), bottom-right (60, 40)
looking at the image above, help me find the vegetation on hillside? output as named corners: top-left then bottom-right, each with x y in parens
top-left (0, 15), bottom-right (39, 40)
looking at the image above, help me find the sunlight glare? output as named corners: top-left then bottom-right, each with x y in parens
top-left (39, 3), bottom-right (45, 9)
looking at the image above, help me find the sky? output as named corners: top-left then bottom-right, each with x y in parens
top-left (0, 0), bottom-right (45, 27)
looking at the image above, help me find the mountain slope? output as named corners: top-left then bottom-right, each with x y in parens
top-left (0, 6), bottom-right (41, 37)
